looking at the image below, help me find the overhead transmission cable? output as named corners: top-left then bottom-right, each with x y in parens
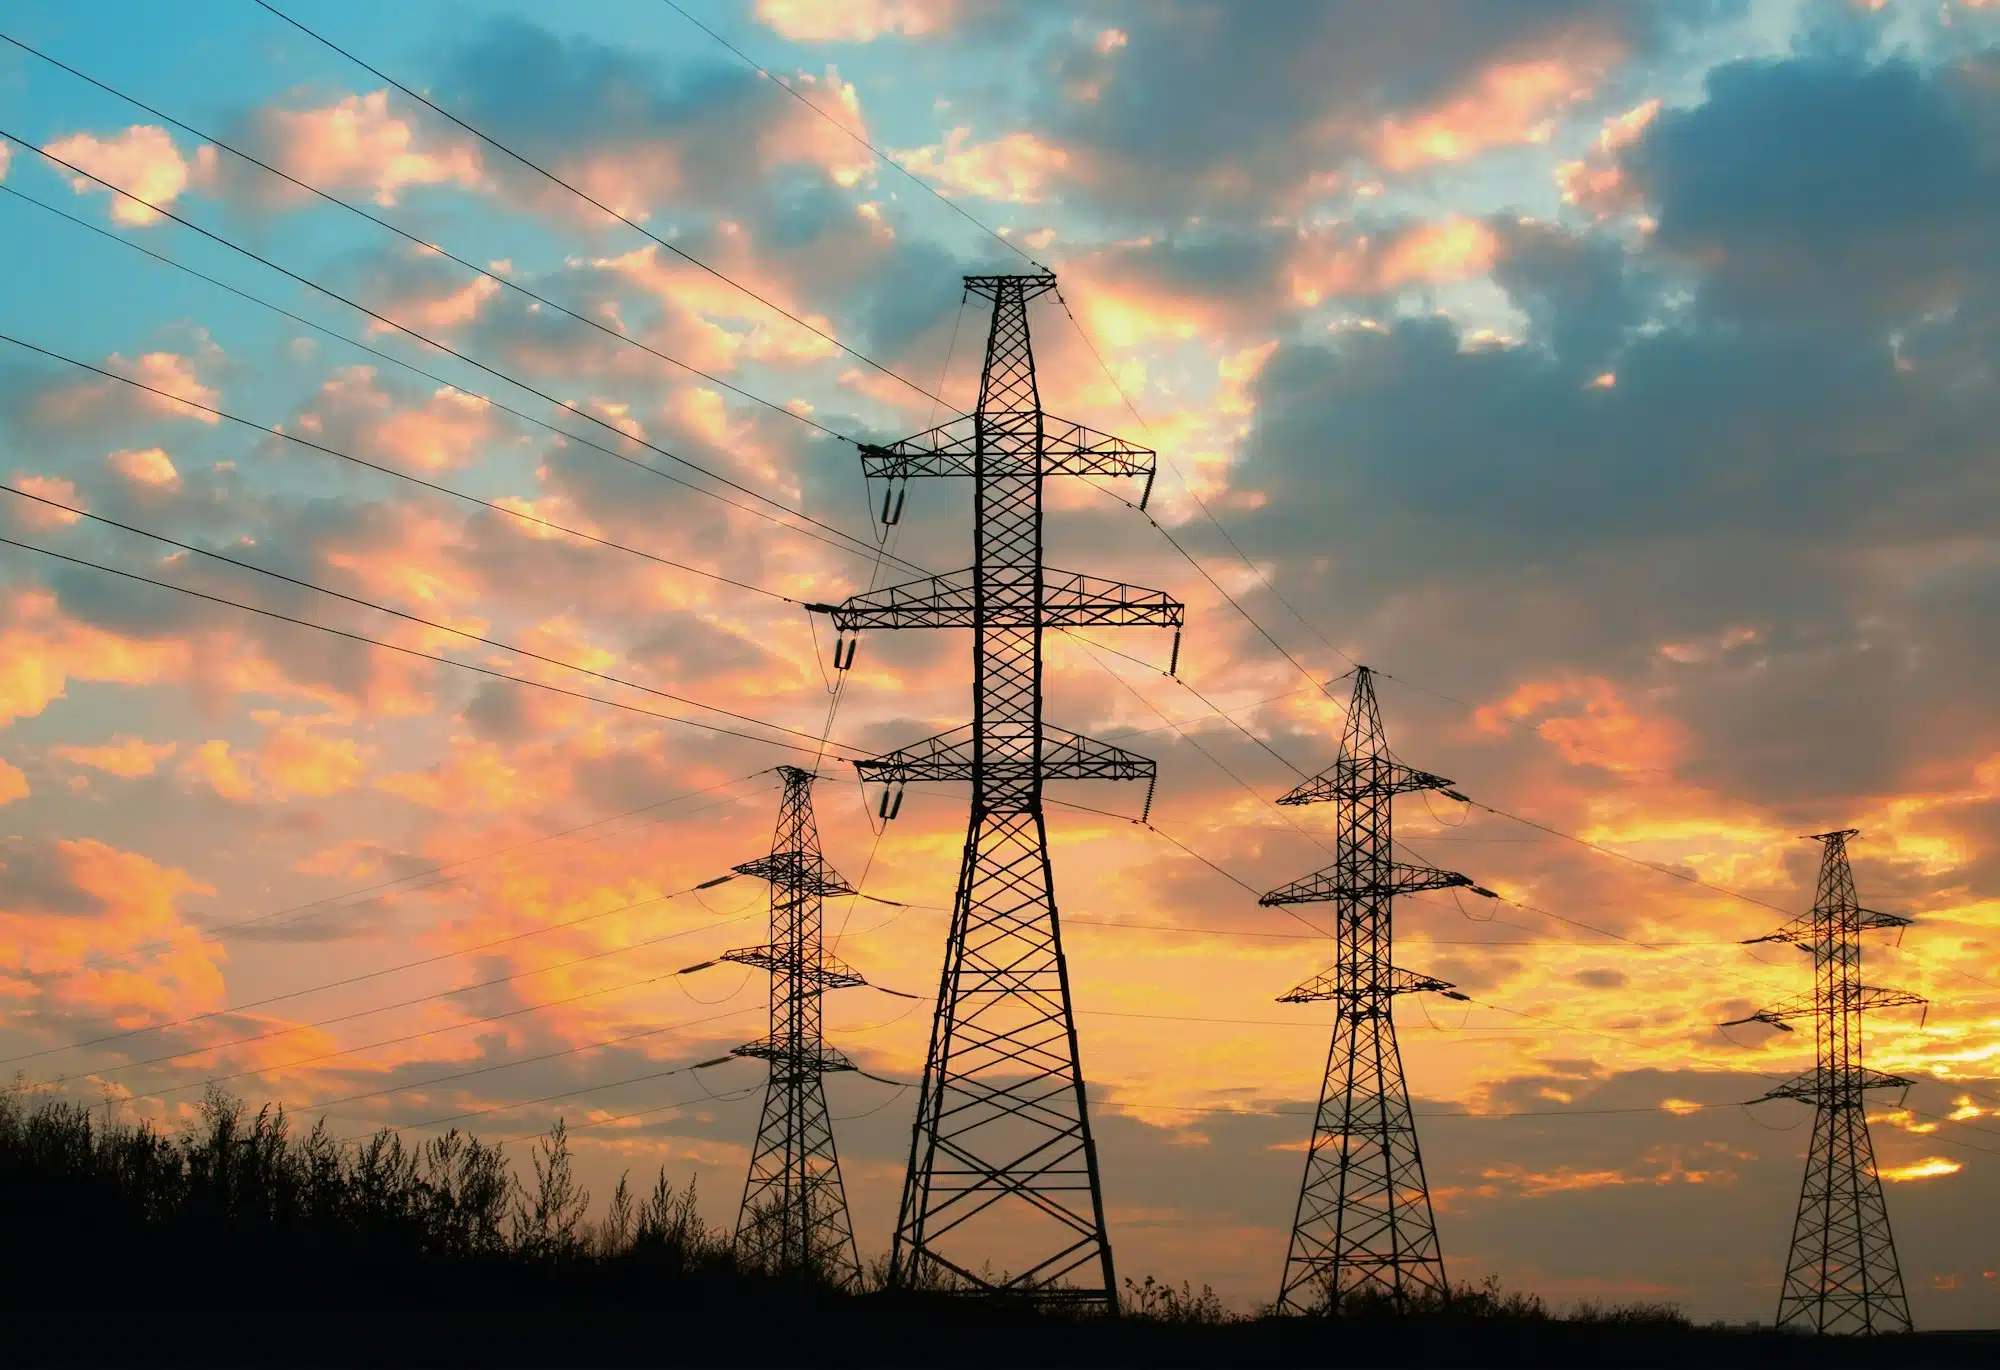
top-left (0, 46), bottom-right (843, 438)
top-left (91, 905), bottom-right (768, 1099)
top-left (7, 840), bottom-right (765, 1073)
top-left (0, 328), bottom-right (840, 603)
top-left (45, 769), bottom-right (771, 983)
top-left (0, 129), bottom-right (919, 575)
top-left (0, 184), bottom-right (912, 575)
top-left (250, 0), bottom-right (957, 410)
top-left (0, 532), bottom-right (866, 760)
top-left (0, 484), bottom-right (837, 739)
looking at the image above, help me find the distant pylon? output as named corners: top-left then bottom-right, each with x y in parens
top-left (817, 272), bottom-right (1183, 1308)
top-left (1724, 830), bottom-right (1925, 1335)
top-left (1260, 666), bottom-right (1472, 1313)
top-left (722, 765), bottom-right (865, 1287)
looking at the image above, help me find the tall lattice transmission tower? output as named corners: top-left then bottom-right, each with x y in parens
top-left (819, 272), bottom-right (1183, 1308)
top-left (1724, 829), bottom-right (1925, 1334)
top-left (1260, 666), bottom-right (1472, 1313)
top-left (720, 765), bottom-right (866, 1287)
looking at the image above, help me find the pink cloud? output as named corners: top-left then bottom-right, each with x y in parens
top-left (107, 447), bottom-right (182, 492)
top-left (254, 90), bottom-right (484, 206)
top-left (42, 124), bottom-right (216, 225)
top-left (893, 127), bottom-right (1072, 203)
top-left (755, 0), bottom-right (959, 41)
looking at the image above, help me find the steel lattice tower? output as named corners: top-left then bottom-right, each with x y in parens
top-left (721, 766), bottom-right (866, 1287)
top-left (1724, 830), bottom-right (1924, 1335)
top-left (820, 272), bottom-right (1182, 1307)
top-left (1260, 666), bottom-right (1472, 1313)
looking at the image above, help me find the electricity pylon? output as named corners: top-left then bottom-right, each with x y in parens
top-left (721, 765), bottom-right (865, 1287)
top-left (1260, 666), bottom-right (1472, 1313)
top-left (1724, 830), bottom-right (1925, 1335)
top-left (818, 272), bottom-right (1183, 1308)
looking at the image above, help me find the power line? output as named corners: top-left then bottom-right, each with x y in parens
top-left (52, 770), bottom-right (771, 981)
top-left (0, 183), bottom-right (912, 575)
top-left (307, 1006), bottom-right (758, 1119)
top-left (0, 329), bottom-right (835, 603)
top-left (0, 131), bottom-right (917, 576)
top-left (656, 0), bottom-right (1043, 270)
top-left (251, 0), bottom-right (957, 412)
top-left (18, 869), bottom-right (759, 1077)
top-left (0, 50), bottom-right (844, 442)
top-left (0, 484), bottom-right (831, 740)
top-left (106, 912), bottom-right (764, 1100)
top-left (0, 532), bottom-right (866, 759)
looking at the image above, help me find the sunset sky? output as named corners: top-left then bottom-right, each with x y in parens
top-left (1, 0), bottom-right (1997, 1325)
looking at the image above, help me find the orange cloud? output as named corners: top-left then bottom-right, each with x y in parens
top-left (108, 446), bottom-right (182, 491)
top-left (51, 737), bottom-right (178, 778)
top-left (1880, 1157), bottom-right (1963, 1182)
top-left (294, 367), bottom-right (496, 471)
top-left (43, 124), bottom-right (216, 225)
top-left (0, 838), bottom-right (219, 1018)
top-left (255, 719), bottom-right (365, 798)
top-left (187, 739), bottom-right (254, 801)
top-left (0, 588), bottom-right (187, 727)
top-left (1476, 675), bottom-right (1682, 774)
top-left (755, 0), bottom-right (957, 41)
top-left (256, 90), bottom-right (485, 206)
top-left (0, 759), bottom-right (26, 806)
top-left (1289, 217), bottom-right (1500, 306)
top-left (1373, 49), bottom-right (1611, 172)
top-left (893, 127), bottom-right (1072, 203)
top-left (1555, 98), bottom-right (1661, 217)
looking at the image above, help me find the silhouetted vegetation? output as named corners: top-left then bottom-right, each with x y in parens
top-left (2, 1086), bottom-right (1992, 1366)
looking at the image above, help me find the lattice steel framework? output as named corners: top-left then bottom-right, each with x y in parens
top-left (721, 766), bottom-right (865, 1287)
top-left (821, 273), bottom-right (1182, 1308)
top-left (1725, 830), bottom-right (1925, 1335)
top-left (1260, 667), bottom-right (1471, 1313)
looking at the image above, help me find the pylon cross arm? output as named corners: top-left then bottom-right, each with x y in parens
top-left (1260, 862), bottom-right (1471, 907)
top-left (821, 568), bottom-right (1183, 632)
top-left (1750, 1065), bottom-right (1916, 1104)
top-left (730, 851), bottom-right (855, 897)
top-left (1279, 965), bottom-right (1466, 1004)
top-left (1277, 756), bottom-right (1456, 806)
top-left (733, 1040), bottom-right (858, 1073)
top-left (857, 414), bottom-right (1155, 482)
top-left (853, 723), bottom-right (1156, 786)
top-left (721, 945), bottom-right (867, 990)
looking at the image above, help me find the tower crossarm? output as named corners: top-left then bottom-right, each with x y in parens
top-left (1724, 986), bottom-right (1927, 1030)
top-left (1749, 1065), bottom-right (1916, 1106)
top-left (1746, 906), bottom-right (1913, 946)
top-left (816, 568), bottom-right (1183, 632)
top-left (853, 723), bottom-right (1156, 787)
top-left (1259, 862), bottom-right (1471, 907)
top-left (1277, 755), bottom-right (1457, 806)
top-left (720, 945), bottom-right (867, 991)
top-left (730, 851), bottom-right (856, 898)
top-left (857, 414), bottom-right (1155, 483)
top-left (1279, 964), bottom-right (1467, 1004)
top-left (732, 1039), bottom-right (859, 1075)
